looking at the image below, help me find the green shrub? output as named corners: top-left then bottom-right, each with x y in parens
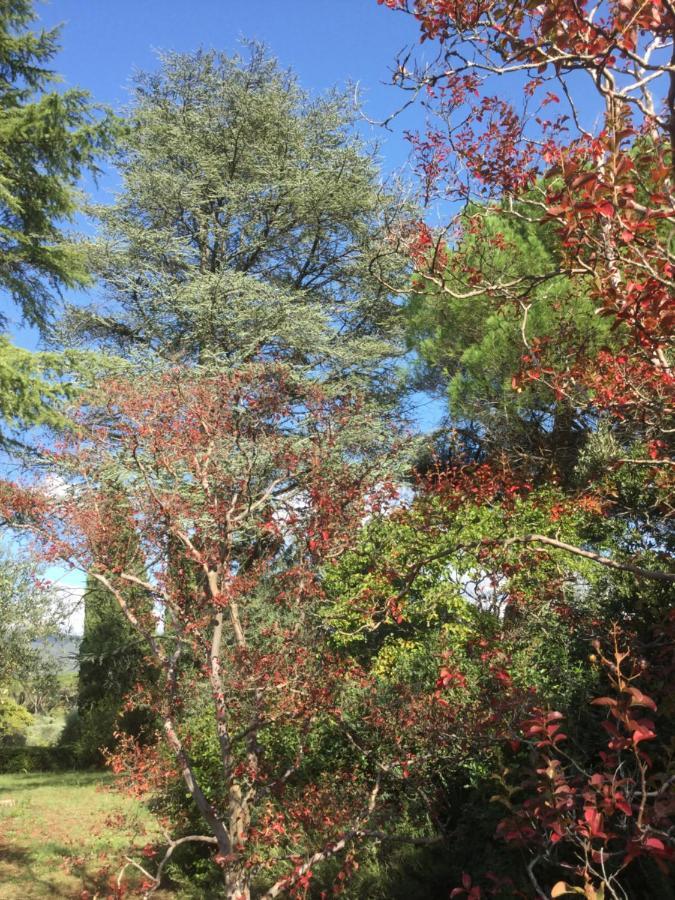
top-left (0, 744), bottom-right (75, 773)
top-left (0, 696), bottom-right (33, 745)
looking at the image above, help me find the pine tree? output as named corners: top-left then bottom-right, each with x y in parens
top-left (405, 208), bottom-right (617, 480)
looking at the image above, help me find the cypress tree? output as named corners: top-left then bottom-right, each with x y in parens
top-left (73, 504), bottom-right (154, 765)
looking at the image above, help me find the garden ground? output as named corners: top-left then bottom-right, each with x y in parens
top-left (0, 771), bottom-right (170, 898)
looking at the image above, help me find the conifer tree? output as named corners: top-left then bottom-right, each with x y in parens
top-left (73, 501), bottom-right (154, 764)
top-left (0, 0), bottom-right (112, 445)
top-left (75, 576), bottom-right (150, 764)
top-left (405, 209), bottom-right (617, 480)
top-left (0, 0), bottom-right (110, 328)
top-left (63, 48), bottom-right (411, 734)
top-left (62, 45), bottom-right (409, 404)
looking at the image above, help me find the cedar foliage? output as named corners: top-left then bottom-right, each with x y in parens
top-left (62, 45), bottom-right (409, 404)
top-left (0, 0), bottom-right (112, 446)
top-left (0, 0), bottom-right (111, 329)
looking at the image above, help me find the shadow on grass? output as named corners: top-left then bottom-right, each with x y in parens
top-left (0, 837), bottom-right (131, 898)
top-left (0, 769), bottom-right (163, 897)
top-left (0, 841), bottom-right (75, 897)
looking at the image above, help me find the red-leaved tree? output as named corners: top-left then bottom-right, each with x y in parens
top-left (373, 1), bottom-right (674, 896)
top-left (2, 363), bottom-right (410, 899)
top-left (378, 0), bottom-right (673, 422)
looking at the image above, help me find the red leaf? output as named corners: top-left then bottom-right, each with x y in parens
top-left (595, 200), bottom-right (614, 218)
top-left (628, 688), bottom-right (657, 711)
top-left (644, 837), bottom-right (665, 852)
top-left (583, 807), bottom-right (607, 838)
top-left (632, 724), bottom-right (656, 745)
top-left (614, 796), bottom-right (632, 816)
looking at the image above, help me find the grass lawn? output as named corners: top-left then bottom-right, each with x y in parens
top-left (0, 771), bottom-right (169, 898)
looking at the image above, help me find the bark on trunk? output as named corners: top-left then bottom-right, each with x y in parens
top-left (224, 867), bottom-right (251, 900)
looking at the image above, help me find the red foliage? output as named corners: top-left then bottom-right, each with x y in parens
top-left (378, 0), bottom-right (674, 420)
top-left (1, 364), bottom-right (397, 897)
top-left (377, 0), bottom-right (674, 894)
top-left (495, 629), bottom-right (674, 894)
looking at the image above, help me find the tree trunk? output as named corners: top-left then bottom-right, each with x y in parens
top-left (224, 867), bottom-right (251, 900)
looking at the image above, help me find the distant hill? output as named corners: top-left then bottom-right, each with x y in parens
top-left (33, 635), bottom-right (81, 674)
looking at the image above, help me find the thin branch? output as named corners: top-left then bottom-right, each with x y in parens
top-left (119, 835), bottom-right (219, 898)
top-left (503, 534), bottom-right (675, 583)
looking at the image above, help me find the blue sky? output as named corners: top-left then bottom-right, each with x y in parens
top-left (37, 0), bottom-right (416, 118)
top-left (34, 0), bottom-right (424, 191)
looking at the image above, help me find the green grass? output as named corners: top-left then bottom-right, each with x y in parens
top-left (0, 771), bottom-right (170, 898)
top-left (25, 712), bottom-right (67, 748)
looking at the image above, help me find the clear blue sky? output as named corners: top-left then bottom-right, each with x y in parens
top-left (37, 0), bottom-right (419, 157)
top-left (38, 0), bottom-right (412, 101)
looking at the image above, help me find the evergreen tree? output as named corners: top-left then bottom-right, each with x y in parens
top-left (0, 0), bottom-right (113, 445)
top-left (74, 576), bottom-right (150, 764)
top-left (61, 45), bottom-right (409, 403)
top-left (0, 337), bottom-right (78, 445)
top-left (61, 44), bottom-right (411, 776)
top-left (0, 0), bottom-right (111, 329)
top-left (73, 502), bottom-right (154, 765)
top-left (405, 208), bottom-right (618, 480)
